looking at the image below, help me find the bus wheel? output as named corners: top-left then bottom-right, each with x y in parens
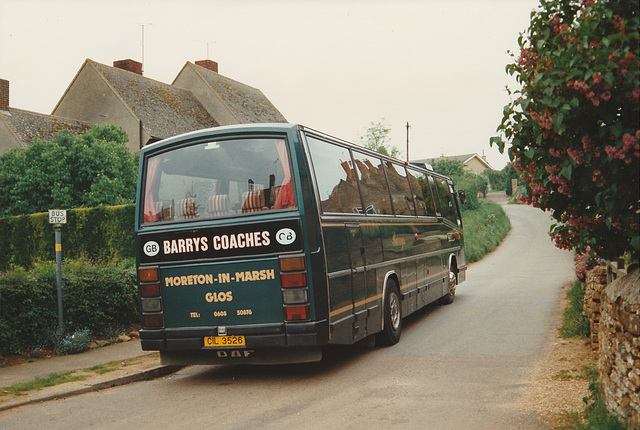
top-left (439, 267), bottom-right (456, 305)
top-left (376, 280), bottom-right (401, 346)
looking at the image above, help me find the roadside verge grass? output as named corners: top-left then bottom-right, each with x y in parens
top-left (462, 200), bottom-right (511, 263)
top-left (0, 372), bottom-right (88, 397)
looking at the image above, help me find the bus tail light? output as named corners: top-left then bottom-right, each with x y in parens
top-left (280, 256), bottom-right (305, 272)
top-left (140, 283), bottom-right (161, 297)
top-left (141, 298), bottom-right (162, 312)
top-left (139, 267), bottom-right (159, 283)
top-left (284, 305), bottom-right (309, 321)
top-left (143, 314), bottom-right (164, 328)
top-left (280, 255), bottom-right (310, 321)
top-left (281, 273), bottom-right (306, 288)
top-left (282, 288), bottom-right (308, 304)
top-left (139, 266), bottom-right (164, 329)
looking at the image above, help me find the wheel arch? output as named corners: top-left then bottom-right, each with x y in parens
top-left (448, 254), bottom-right (459, 283)
top-left (380, 270), bottom-right (400, 330)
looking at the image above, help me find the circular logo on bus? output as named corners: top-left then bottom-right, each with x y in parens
top-left (275, 228), bottom-right (296, 245)
top-left (143, 241), bottom-right (160, 257)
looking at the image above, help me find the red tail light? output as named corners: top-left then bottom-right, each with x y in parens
top-left (284, 305), bottom-right (309, 321)
top-left (140, 283), bottom-right (161, 297)
top-left (143, 314), bottom-right (163, 328)
top-left (281, 272), bottom-right (307, 288)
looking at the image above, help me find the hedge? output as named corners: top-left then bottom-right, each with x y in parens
top-left (0, 259), bottom-right (138, 355)
top-left (0, 204), bottom-right (135, 271)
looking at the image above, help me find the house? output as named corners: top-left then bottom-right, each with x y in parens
top-left (411, 152), bottom-right (494, 175)
top-left (52, 59), bottom-right (287, 152)
top-left (0, 79), bottom-right (92, 154)
top-left (172, 60), bottom-right (287, 125)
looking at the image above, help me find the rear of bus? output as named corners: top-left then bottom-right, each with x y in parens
top-left (135, 124), bottom-right (326, 365)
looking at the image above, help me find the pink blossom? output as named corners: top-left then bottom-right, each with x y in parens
top-left (567, 148), bottom-right (585, 164)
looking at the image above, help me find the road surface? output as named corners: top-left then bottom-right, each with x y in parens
top-left (0, 204), bottom-right (575, 429)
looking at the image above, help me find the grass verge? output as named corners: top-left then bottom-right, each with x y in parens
top-left (0, 372), bottom-right (88, 396)
top-left (461, 200), bottom-right (511, 263)
top-left (560, 280), bottom-right (590, 339)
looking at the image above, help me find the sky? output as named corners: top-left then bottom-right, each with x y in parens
top-left (0, 0), bottom-right (540, 169)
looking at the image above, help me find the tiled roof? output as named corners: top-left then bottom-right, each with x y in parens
top-left (189, 62), bottom-right (287, 123)
top-left (1, 108), bottom-right (92, 145)
top-left (412, 153), bottom-right (494, 170)
top-left (89, 60), bottom-right (219, 139)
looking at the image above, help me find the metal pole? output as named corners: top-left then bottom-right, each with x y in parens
top-left (55, 225), bottom-right (63, 328)
top-left (406, 122), bottom-right (410, 162)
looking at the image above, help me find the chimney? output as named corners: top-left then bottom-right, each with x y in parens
top-left (0, 79), bottom-right (8, 111)
top-left (195, 59), bottom-right (219, 73)
top-left (113, 59), bottom-right (143, 75)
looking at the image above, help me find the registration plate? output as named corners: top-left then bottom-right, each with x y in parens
top-left (204, 335), bottom-right (246, 348)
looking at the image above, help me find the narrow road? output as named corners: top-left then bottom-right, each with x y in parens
top-left (0, 205), bottom-right (575, 429)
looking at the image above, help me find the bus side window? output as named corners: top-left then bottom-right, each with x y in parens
top-left (383, 161), bottom-right (414, 216)
top-left (352, 152), bottom-right (392, 215)
top-left (410, 171), bottom-right (436, 217)
top-left (407, 168), bottom-right (427, 216)
top-left (435, 177), bottom-right (457, 224)
top-left (307, 136), bottom-right (363, 214)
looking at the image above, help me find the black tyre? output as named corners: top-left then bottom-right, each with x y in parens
top-left (376, 280), bottom-right (402, 346)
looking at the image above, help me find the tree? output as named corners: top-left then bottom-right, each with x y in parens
top-left (484, 168), bottom-right (508, 192)
top-left (432, 159), bottom-right (466, 178)
top-left (0, 124), bottom-right (138, 216)
top-left (492, 0), bottom-right (639, 261)
top-left (359, 119), bottom-right (402, 158)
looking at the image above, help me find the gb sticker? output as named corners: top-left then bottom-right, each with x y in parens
top-left (143, 241), bottom-right (160, 257)
top-left (275, 228), bottom-right (296, 245)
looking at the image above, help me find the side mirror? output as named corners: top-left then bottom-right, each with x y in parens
top-left (458, 190), bottom-right (467, 204)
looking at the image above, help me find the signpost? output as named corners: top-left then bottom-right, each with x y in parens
top-left (49, 210), bottom-right (67, 328)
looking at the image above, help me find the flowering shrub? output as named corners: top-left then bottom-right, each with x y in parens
top-left (574, 247), bottom-right (604, 280)
top-left (492, 0), bottom-right (639, 262)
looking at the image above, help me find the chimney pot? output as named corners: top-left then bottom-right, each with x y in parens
top-left (113, 59), bottom-right (143, 75)
top-left (195, 59), bottom-right (219, 73)
top-left (0, 79), bottom-right (9, 111)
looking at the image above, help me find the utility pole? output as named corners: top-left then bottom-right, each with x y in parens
top-left (406, 122), bottom-right (411, 162)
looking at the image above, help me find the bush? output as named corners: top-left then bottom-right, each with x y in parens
top-left (454, 176), bottom-right (480, 210)
top-left (0, 258), bottom-right (138, 355)
top-left (53, 328), bottom-right (93, 355)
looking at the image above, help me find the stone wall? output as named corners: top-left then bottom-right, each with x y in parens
top-left (584, 266), bottom-right (608, 350)
top-left (598, 268), bottom-right (639, 427)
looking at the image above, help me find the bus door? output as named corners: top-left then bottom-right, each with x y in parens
top-left (346, 224), bottom-right (367, 342)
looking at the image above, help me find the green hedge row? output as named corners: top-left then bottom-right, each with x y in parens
top-left (0, 204), bottom-right (135, 271)
top-left (461, 200), bottom-right (511, 263)
top-left (0, 259), bottom-right (139, 355)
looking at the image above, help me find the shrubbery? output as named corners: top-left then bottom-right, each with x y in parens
top-left (493, 0), bottom-right (639, 261)
top-left (0, 204), bottom-right (135, 271)
top-left (0, 258), bottom-right (138, 355)
top-left (461, 200), bottom-right (511, 263)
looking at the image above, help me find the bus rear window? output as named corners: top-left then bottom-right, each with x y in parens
top-left (142, 138), bottom-right (296, 224)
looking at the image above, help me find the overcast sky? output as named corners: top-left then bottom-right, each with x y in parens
top-left (0, 0), bottom-right (540, 169)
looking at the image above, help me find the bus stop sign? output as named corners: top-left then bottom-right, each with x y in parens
top-left (49, 209), bottom-right (67, 225)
